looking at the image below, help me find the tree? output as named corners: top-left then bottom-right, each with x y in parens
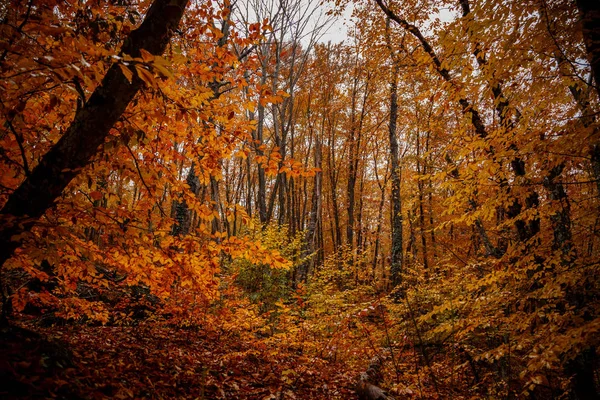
top-left (576, 0), bottom-right (600, 99)
top-left (384, 17), bottom-right (403, 286)
top-left (0, 0), bottom-right (189, 272)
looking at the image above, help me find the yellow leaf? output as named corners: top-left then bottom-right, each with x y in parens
top-left (152, 62), bottom-right (173, 79)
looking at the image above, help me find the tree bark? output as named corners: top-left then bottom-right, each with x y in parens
top-left (0, 0), bottom-right (189, 269)
top-left (385, 19), bottom-right (404, 287)
top-left (426, 133), bottom-right (437, 261)
top-left (346, 73), bottom-right (359, 250)
top-left (255, 72), bottom-right (268, 224)
top-left (573, 0), bottom-right (600, 197)
top-left (415, 125), bottom-right (428, 271)
top-left (576, 0), bottom-right (600, 101)
top-left (299, 134), bottom-right (322, 283)
top-left (327, 118), bottom-right (342, 249)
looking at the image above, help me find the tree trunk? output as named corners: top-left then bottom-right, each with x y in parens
top-left (576, 0), bottom-right (600, 101)
top-left (346, 73), bottom-right (359, 250)
top-left (426, 141), bottom-right (437, 261)
top-left (327, 119), bottom-right (342, 249)
top-left (574, 0), bottom-right (600, 197)
top-left (172, 162), bottom-right (200, 236)
top-left (385, 24), bottom-right (404, 287)
top-left (210, 175), bottom-right (223, 235)
top-left (299, 137), bottom-right (322, 283)
top-left (255, 72), bottom-right (268, 224)
top-left (356, 168), bottom-right (365, 252)
top-left (415, 127), bottom-right (428, 271)
top-left (246, 156), bottom-right (253, 217)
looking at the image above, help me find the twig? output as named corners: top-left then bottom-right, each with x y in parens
top-left (124, 141), bottom-right (167, 218)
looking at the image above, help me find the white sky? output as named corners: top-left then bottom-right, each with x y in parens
top-left (317, 3), bottom-right (354, 44)
top-left (314, 2), bottom-right (457, 44)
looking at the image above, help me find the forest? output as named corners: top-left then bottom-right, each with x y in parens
top-left (1, 0), bottom-right (599, 398)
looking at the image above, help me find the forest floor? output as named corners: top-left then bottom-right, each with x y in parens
top-left (1, 322), bottom-right (359, 399)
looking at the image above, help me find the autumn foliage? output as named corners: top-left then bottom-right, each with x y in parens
top-left (1, 0), bottom-right (599, 398)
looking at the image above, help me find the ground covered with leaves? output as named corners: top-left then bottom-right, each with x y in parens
top-left (2, 322), bottom-right (358, 399)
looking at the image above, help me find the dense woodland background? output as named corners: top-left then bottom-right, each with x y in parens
top-left (1, 0), bottom-right (599, 398)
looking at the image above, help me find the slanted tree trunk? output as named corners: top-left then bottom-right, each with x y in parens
top-left (0, 0), bottom-right (189, 272)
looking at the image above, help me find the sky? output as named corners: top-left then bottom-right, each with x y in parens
top-left (236, 0), bottom-right (456, 48)
top-left (314, 2), bottom-right (457, 45)
top-left (317, 3), bottom-right (354, 44)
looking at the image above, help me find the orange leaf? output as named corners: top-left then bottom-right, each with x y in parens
top-left (139, 48), bottom-right (154, 63)
top-left (135, 65), bottom-right (156, 87)
top-left (118, 64), bottom-right (134, 83)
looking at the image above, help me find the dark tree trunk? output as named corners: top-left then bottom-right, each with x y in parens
top-left (426, 133), bottom-right (437, 261)
top-left (346, 75), bottom-right (359, 250)
top-left (347, 69), bottom-right (369, 257)
top-left (372, 155), bottom-right (388, 281)
top-left (210, 175), bottom-right (223, 235)
top-left (172, 162), bottom-right (201, 236)
top-left (543, 164), bottom-right (573, 254)
top-left (576, 0), bottom-right (600, 101)
top-left (385, 23), bottom-right (403, 287)
top-left (327, 121), bottom-right (342, 249)
top-left (575, 0), bottom-right (600, 196)
top-left (299, 138), bottom-right (322, 283)
top-left (356, 168), bottom-right (365, 252)
top-left (415, 128), bottom-right (428, 271)
top-left (255, 77), bottom-right (268, 224)
top-left (246, 157), bottom-right (253, 218)
top-left (566, 348), bottom-right (598, 400)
